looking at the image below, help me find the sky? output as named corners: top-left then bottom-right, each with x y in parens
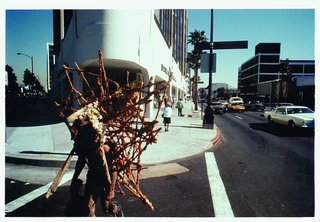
top-left (3, 5), bottom-right (316, 91)
top-left (187, 9), bottom-right (315, 88)
top-left (5, 10), bottom-right (53, 88)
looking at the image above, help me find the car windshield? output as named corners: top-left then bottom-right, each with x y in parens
top-left (278, 103), bottom-right (294, 106)
top-left (287, 108), bottom-right (314, 114)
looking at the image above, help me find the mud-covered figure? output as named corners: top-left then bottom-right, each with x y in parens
top-left (66, 108), bottom-right (120, 217)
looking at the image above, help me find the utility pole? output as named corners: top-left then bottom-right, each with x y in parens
top-left (195, 9), bottom-right (248, 127)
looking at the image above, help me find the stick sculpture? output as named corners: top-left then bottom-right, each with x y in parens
top-left (45, 50), bottom-right (173, 210)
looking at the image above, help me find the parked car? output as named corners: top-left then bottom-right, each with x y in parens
top-left (264, 106), bottom-right (314, 128)
top-left (211, 102), bottom-right (226, 114)
top-left (227, 103), bottom-right (245, 112)
top-left (244, 101), bottom-right (266, 111)
top-left (271, 103), bottom-right (294, 109)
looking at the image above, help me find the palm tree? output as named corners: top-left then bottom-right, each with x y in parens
top-left (279, 59), bottom-right (295, 102)
top-left (187, 30), bottom-right (208, 110)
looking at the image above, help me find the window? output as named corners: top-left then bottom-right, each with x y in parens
top-left (260, 55), bottom-right (280, 63)
top-left (276, 108), bottom-right (285, 114)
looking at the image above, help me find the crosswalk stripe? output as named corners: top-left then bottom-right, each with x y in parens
top-left (5, 171), bottom-right (74, 215)
top-left (205, 152), bottom-right (234, 217)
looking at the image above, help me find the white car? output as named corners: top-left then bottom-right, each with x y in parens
top-left (264, 106), bottom-right (314, 128)
top-left (229, 97), bottom-right (243, 104)
top-left (218, 100), bottom-right (228, 106)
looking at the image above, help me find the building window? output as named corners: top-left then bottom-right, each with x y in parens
top-left (154, 9), bottom-right (187, 73)
top-left (260, 64), bottom-right (279, 73)
top-left (260, 74), bottom-right (279, 82)
top-left (260, 55), bottom-right (280, 63)
top-left (304, 65), bottom-right (315, 73)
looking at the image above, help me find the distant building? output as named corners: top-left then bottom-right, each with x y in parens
top-left (238, 43), bottom-right (314, 107)
top-left (51, 9), bottom-right (189, 117)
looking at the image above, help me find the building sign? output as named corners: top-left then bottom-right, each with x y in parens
top-left (161, 64), bottom-right (176, 82)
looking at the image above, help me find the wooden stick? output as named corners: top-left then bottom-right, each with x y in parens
top-left (45, 148), bottom-right (75, 199)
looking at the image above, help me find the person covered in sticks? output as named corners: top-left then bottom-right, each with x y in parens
top-left (66, 100), bottom-right (121, 217)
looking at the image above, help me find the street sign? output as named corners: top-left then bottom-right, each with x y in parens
top-left (201, 53), bottom-right (216, 73)
top-left (195, 41), bottom-right (248, 51)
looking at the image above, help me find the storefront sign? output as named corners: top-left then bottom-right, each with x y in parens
top-left (161, 64), bottom-right (176, 81)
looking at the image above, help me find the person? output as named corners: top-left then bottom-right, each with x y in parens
top-left (67, 109), bottom-right (120, 217)
top-left (163, 102), bottom-right (172, 132)
top-left (203, 106), bottom-right (214, 125)
top-left (172, 96), bottom-right (175, 110)
top-left (177, 98), bottom-right (184, 116)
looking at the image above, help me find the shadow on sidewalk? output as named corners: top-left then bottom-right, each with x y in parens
top-left (5, 97), bottom-right (63, 127)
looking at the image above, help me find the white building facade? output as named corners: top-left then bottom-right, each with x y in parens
top-left (52, 9), bottom-right (189, 118)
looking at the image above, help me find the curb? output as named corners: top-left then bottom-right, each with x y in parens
top-left (5, 155), bottom-right (77, 168)
top-left (210, 126), bottom-right (221, 147)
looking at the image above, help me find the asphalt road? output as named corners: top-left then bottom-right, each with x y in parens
top-left (5, 98), bottom-right (315, 217)
top-left (213, 110), bottom-right (314, 217)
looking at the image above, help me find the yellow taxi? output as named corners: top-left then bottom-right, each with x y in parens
top-left (227, 103), bottom-right (245, 112)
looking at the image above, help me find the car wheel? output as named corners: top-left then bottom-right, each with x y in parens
top-left (288, 120), bottom-right (296, 128)
top-left (268, 116), bottom-right (273, 123)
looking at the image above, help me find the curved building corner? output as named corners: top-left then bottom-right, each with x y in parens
top-left (51, 9), bottom-right (190, 118)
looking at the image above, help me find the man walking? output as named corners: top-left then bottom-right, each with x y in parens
top-left (177, 98), bottom-right (184, 117)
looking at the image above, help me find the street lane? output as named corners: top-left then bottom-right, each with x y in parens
top-left (213, 111), bottom-right (314, 217)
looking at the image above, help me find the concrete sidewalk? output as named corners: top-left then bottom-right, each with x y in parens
top-left (5, 100), bottom-right (219, 167)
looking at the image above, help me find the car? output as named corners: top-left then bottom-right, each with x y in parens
top-left (229, 97), bottom-right (243, 104)
top-left (244, 101), bottom-right (266, 111)
top-left (271, 103), bottom-right (294, 109)
top-left (227, 103), bottom-right (245, 112)
top-left (264, 106), bottom-right (314, 128)
top-left (218, 100), bottom-right (228, 106)
top-left (211, 102), bottom-right (226, 114)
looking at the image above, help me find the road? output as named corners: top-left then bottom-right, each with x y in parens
top-left (5, 101), bottom-right (314, 217)
top-left (213, 110), bottom-right (314, 217)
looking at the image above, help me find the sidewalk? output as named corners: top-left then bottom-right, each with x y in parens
top-left (5, 100), bottom-right (219, 167)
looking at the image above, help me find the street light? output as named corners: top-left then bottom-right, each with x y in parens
top-left (17, 52), bottom-right (33, 75)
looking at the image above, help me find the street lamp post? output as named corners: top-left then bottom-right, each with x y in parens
top-left (17, 52), bottom-right (33, 75)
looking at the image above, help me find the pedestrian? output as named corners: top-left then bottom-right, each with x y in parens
top-left (66, 106), bottom-right (120, 217)
top-left (162, 102), bottom-right (172, 132)
top-left (203, 106), bottom-right (214, 125)
top-left (177, 98), bottom-right (184, 116)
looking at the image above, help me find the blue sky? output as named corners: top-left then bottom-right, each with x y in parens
top-left (188, 9), bottom-right (315, 88)
top-left (5, 10), bottom-right (53, 87)
top-left (4, 8), bottom-right (315, 90)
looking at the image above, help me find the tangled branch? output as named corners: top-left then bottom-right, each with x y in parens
top-left (55, 50), bottom-right (172, 210)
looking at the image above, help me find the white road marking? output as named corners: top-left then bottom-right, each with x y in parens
top-left (235, 116), bottom-right (243, 120)
top-left (5, 171), bottom-right (74, 215)
top-left (205, 152), bottom-right (234, 217)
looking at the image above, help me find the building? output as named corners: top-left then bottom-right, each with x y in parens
top-left (238, 43), bottom-right (315, 107)
top-left (51, 9), bottom-right (189, 118)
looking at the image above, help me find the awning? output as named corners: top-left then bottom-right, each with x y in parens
top-left (79, 58), bottom-right (149, 79)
